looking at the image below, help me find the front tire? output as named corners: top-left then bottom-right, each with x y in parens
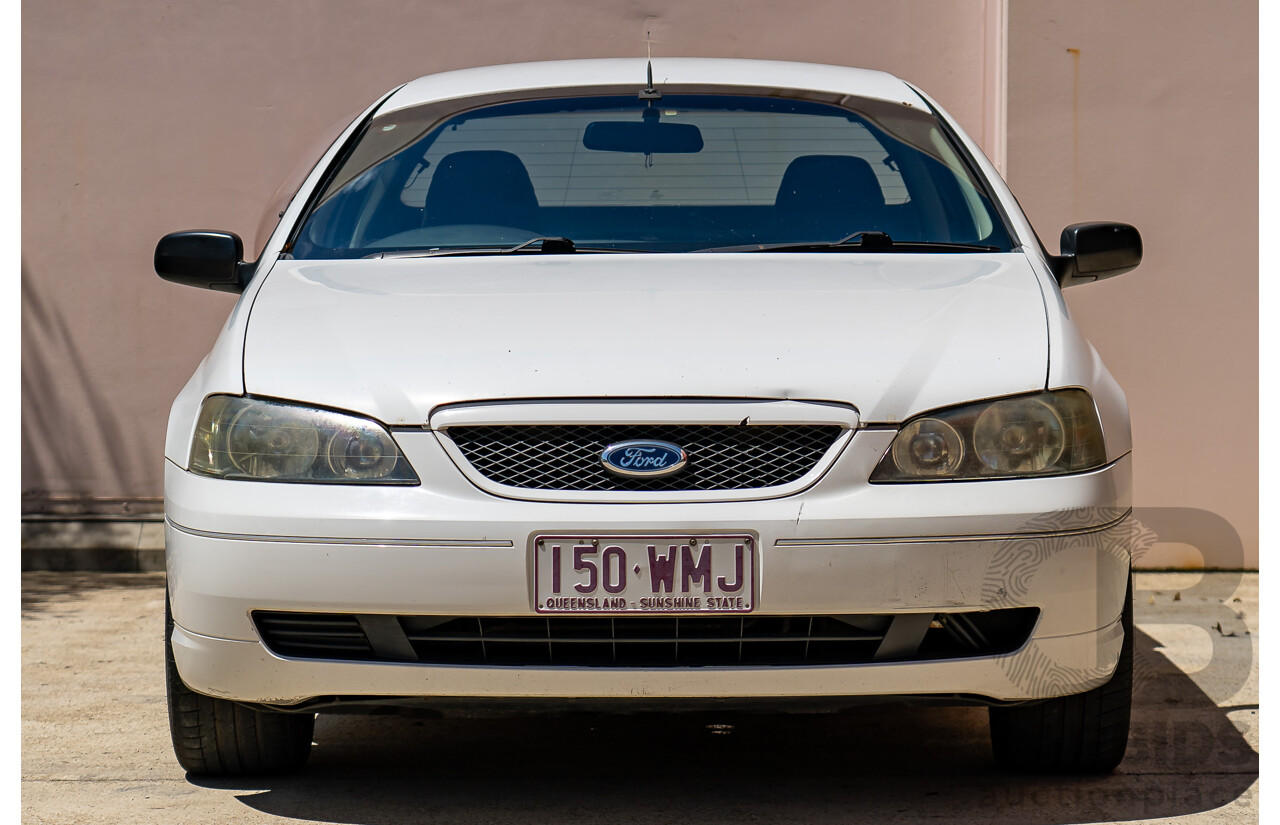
top-left (165, 595), bottom-right (314, 776)
top-left (988, 577), bottom-right (1133, 773)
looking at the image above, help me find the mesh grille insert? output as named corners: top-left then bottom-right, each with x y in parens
top-left (444, 424), bottom-right (844, 491)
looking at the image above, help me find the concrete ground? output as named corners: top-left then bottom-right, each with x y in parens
top-left (22, 572), bottom-right (1258, 824)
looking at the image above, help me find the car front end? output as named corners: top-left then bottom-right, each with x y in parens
top-left (158, 58), bottom-right (1141, 775)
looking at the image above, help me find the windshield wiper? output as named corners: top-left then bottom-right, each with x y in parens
top-left (366, 237), bottom-right (656, 259)
top-left (694, 231), bottom-right (1002, 254)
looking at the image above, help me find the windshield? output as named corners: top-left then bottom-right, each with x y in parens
top-left (288, 93), bottom-right (1014, 258)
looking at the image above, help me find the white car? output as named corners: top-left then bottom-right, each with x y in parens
top-left (158, 59), bottom-right (1141, 776)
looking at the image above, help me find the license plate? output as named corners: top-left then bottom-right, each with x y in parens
top-left (533, 535), bottom-right (755, 614)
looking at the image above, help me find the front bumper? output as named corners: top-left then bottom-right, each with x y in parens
top-left (165, 430), bottom-right (1133, 707)
top-left (171, 619), bottom-right (1123, 708)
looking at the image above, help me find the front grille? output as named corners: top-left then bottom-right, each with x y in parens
top-left (444, 424), bottom-right (844, 491)
top-left (253, 609), bottom-right (1039, 668)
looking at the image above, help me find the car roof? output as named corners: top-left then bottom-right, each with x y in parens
top-left (378, 58), bottom-right (927, 115)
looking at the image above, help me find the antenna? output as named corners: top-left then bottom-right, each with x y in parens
top-left (639, 26), bottom-right (661, 167)
top-left (639, 27), bottom-right (661, 101)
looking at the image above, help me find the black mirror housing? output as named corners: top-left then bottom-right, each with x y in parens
top-left (155, 231), bottom-right (250, 293)
top-left (1053, 222), bottom-right (1142, 288)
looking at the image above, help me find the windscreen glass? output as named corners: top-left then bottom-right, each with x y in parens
top-left (290, 94), bottom-right (1014, 257)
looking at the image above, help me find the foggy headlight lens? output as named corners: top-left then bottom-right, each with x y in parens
top-left (871, 390), bottom-right (1106, 482)
top-left (190, 396), bottom-right (418, 484)
top-left (226, 404), bottom-right (320, 478)
top-left (325, 426), bottom-right (401, 480)
top-left (891, 418), bottom-right (964, 476)
top-left (973, 397), bottom-right (1064, 473)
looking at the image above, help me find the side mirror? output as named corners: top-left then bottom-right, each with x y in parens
top-left (155, 231), bottom-right (251, 293)
top-left (1052, 222), bottom-right (1142, 288)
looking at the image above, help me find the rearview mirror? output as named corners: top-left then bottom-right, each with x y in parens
top-left (155, 231), bottom-right (250, 293)
top-left (1053, 222), bottom-right (1142, 288)
top-left (583, 120), bottom-right (704, 154)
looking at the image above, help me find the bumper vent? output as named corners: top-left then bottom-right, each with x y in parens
top-left (253, 609), bottom-right (1039, 668)
top-left (253, 612), bottom-right (376, 660)
top-left (443, 424), bottom-right (844, 492)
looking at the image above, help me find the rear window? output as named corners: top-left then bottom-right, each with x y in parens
top-left (290, 93), bottom-right (1013, 257)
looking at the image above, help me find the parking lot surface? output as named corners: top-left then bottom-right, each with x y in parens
top-left (22, 571), bottom-right (1257, 824)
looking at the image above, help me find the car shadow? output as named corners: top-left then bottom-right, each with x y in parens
top-left (20, 571), bottom-right (167, 616)
top-left (191, 627), bottom-right (1257, 825)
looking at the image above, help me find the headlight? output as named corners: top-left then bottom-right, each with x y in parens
top-left (870, 390), bottom-right (1106, 482)
top-left (890, 417), bottom-right (964, 477)
top-left (189, 395), bottom-right (419, 484)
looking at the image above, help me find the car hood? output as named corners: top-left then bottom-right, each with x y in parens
top-left (243, 253), bottom-right (1048, 425)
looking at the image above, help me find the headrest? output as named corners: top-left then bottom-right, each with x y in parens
top-left (423, 150), bottom-right (539, 225)
top-left (775, 155), bottom-right (886, 212)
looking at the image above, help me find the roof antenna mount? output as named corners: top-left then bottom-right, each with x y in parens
top-left (639, 29), bottom-right (661, 101)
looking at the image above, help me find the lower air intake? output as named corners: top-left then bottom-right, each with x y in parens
top-left (252, 609), bottom-right (1039, 668)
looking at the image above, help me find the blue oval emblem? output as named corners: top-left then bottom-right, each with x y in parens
top-left (600, 440), bottom-right (688, 478)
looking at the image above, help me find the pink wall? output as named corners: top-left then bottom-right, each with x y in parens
top-left (1007, 0), bottom-right (1258, 567)
top-left (22, 0), bottom-right (1000, 510)
top-left (24, 1), bottom-right (1255, 566)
